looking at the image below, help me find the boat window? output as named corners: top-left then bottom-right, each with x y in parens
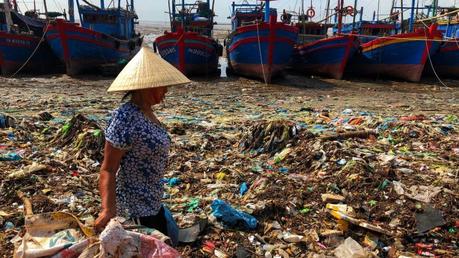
top-left (83, 14), bottom-right (117, 24)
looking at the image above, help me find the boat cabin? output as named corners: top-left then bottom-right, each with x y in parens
top-left (0, 3), bottom-right (46, 36)
top-left (76, 0), bottom-right (138, 40)
top-left (336, 21), bottom-right (396, 42)
top-left (230, 1), bottom-right (276, 31)
top-left (171, 0), bottom-right (214, 37)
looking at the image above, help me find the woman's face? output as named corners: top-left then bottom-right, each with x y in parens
top-left (140, 87), bottom-right (168, 106)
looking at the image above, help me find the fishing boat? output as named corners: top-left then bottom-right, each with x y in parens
top-left (429, 36), bottom-right (459, 77)
top-left (291, 0), bottom-right (359, 80)
top-left (346, 0), bottom-right (443, 82)
top-left (424, 7), bottom-right (459, 78)
top-left (45, 0), bottom-right (142, 75)
top-left (155, 0), bottom-right (222, 76)
top-left (0, 1), bottom-right (61, 75)
top-left (226, 0), bottom-right (298, 82)
top-left (348, 25), bottom-right (442, 82)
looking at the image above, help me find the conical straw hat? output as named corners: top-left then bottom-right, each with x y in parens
top-left (107, 46), bottom-right (190, 92)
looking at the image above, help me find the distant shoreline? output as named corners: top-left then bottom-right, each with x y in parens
top-left (139, 20), bottom-right (231, 26)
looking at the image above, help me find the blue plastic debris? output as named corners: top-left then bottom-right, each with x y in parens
top-left (4, 221), bottom-right (14, 230)
top-left (337, 159), bottom-right (347, 166)
top-left (0, 114), bottom-right (14, 128)
top-left (0, 114), bottom-right (7, 128)
top-left (0, 153), bottom-right (22, 161)
top-left (7, 132), bottom-right (15, 140)
top-left (279, 167), bottom-right (289, 173)
top-left (342, 108), bottom-right (353, 115)
top-left (211, 199), bottom-right (257, 230)
top-left (161, 177), bottom-right (182, 187)
top-left (168, 177), bottom-right (181, 187)
top-left (239, 182), bottom-right (249, 196)
top-left (439, 125), bottom-right (453, 135)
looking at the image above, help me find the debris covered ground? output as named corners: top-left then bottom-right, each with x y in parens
top-left (0, 73), bottom-right (458, 257)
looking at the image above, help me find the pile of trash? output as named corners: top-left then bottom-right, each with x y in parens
top-left (52, 114), bottom-right (105, 161)
top-left (240, 120), bottom-right (302, 155)
top-left (1, 102), bottom-right (458, 257)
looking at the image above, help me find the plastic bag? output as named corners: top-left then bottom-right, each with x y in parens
top-left (211, 199), bottom-right (257, 230)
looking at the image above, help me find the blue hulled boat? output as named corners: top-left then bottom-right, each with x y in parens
top-left (291, 2), bottom-right (359, 79)
top-left (155, 0), bottom-right (222, 76)
top-left (348, 25), bottom-right (442, 82)
top-left (226, 0), bottom-right (298, 82)
top-left (292, 35), bottom-right (359, 79)
top-left (45, 0), bottom-right (142, 75)
top-left (426, 14), bottom-right (459, 78)
top-left (0, 3), bottom-right (60, 75)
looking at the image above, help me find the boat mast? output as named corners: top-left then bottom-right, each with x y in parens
top-left (76, 0), bottom-right (83, 24)
top-left (301, 0), bottom-right (304, 30)
top-left (69, 0), bottom-right (75, 22)
top-left (377, 0), bottom-right (380, 20)
top-left (181, 0), bottom-right (185, 28)
top-left (352, 0), bottom-right (357, 30)
top-left (100, 0), bottom-right (104, 9)
top-left (400, 0), bottom-right (404, 32)
top-left (3, 0), bottom-right (13, 33)
top-left (337, 0), bottom-right (344, 34)
top-left (168, 0), bottom-right (172, 31)
top-left (264, 0), bottom-right (271, 23)
top-left (325, 0), bottom-right (330, 24)
top-left (43, 0), bottom-right (49, 19)
top-left (409, 0), bottom-right (415, 32)
top-left (432, 0), bottom-right (438, 17)
top-left (211, 0), bottom-right (215, 36)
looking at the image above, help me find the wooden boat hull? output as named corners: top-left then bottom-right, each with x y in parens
top-left (0, 31), bottom-right (60, 75)
top-left (348, 26), bottom-right (442, 82)
top-left (226, 21), bottom-right (298, 82)
top-left (46, 19), bottom-right (142, 75)
top-left (426, 39), bottom-right (459, 78)
top-left (291, 35), bottom-right (359, 79)
top-left (155, 30), bottom-right (221, 76)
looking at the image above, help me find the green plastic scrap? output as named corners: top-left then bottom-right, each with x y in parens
top-left (186, 198), bottom-right (200, 212)
top-left (300, 207), bottom-right (311, 214)
top-left (368, 200), bottom-right (377, 207)
top-left (93, 129), bottom-right (102, 137)
top-left (61, 123), bottom-right (71, 136)
top-left (444, 114), bottom-right (458, 123)
top-left (251, 164), bottom-right (263, 173)
top-left (378, 179), bottom-right (390, 190)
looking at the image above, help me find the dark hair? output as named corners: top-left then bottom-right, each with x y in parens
top-left (121, 91), bottom-right (132, 102)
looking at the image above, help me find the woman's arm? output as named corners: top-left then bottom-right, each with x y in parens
top-left (94, 141), bottom-right (125, 232)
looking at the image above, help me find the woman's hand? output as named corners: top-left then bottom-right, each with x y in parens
top-left (95, 209), bottom-right (116, 232)
top-left (95, 141), bottom-right (125, 232)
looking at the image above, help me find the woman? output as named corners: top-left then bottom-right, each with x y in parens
top-left (94, 47), bottom-right (190, 235)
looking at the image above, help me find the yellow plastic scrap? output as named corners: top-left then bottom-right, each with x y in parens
top-left (273, 147), bottom-right (292, 164)
top-left (215, 172), bottom-right (226, 181)
top-left (326, 203), bottom-right (356, 217)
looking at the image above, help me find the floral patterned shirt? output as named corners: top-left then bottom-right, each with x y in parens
top-left (105, 102), bottom-right (170, 218)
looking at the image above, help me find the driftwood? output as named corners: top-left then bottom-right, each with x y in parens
top-left (17, 191), bottom-right (33, 215)
top-left (320, 130), bottom-right (378, 141)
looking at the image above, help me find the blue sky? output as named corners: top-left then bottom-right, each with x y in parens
top-left (23, 0), bottom-right (458, 23)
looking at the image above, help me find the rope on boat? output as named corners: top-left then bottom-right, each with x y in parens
top-left (254, 0), bottom-right (268, 85)
top-left (10, 21), bottom-right (51, 78)
top-left (419, 20), bottom-right (449, 88)
top-left (256, 18), bottom-right (268, 85)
